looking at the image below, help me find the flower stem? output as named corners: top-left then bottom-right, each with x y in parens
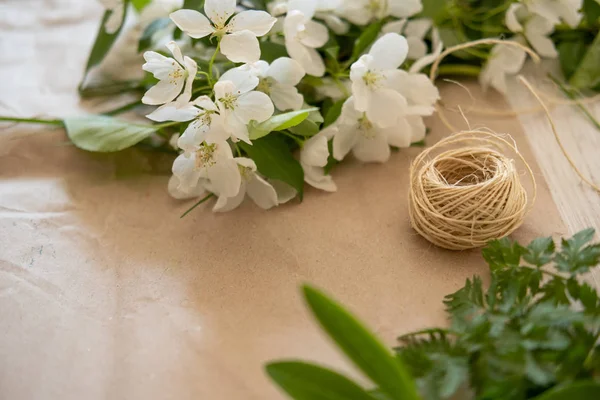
top-left (208, 39), bottom-right (221, 87)
top-left (180, 193), bottom-right (215, 218)
top-left (436, 64), bottom-right (482, 77)
top-left (0, 116), bottom-right (63, 126)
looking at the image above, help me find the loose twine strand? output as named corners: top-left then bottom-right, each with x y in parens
top-left (409, 38), bottom-right (598, 250)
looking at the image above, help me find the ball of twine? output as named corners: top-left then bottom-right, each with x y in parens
top-left (408, 131), bottom-right (537, 251)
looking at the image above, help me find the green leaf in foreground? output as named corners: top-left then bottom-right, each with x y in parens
top-left (248, 108), bottom-right (318, 140)
top-left (266, 361), bottom-right (375, 400)
top-left (323, 99), bottom-right (345, 128)
top-left (302, 285), bottom-right (420, 400)
top-left (239, 135), bottom-right (305, 199)
top-left (131, 0), bottom-right (151, 11)
top-left (532, 381), bottom-right (600, 400)
top-left (569, 31), bottom-right (600, 90)
top-left (558, 39), bottom-right (588, 80)
top-left (64, 115), bottom-right (156, 152)
top-left (81, 3), bottom-right (129, 86)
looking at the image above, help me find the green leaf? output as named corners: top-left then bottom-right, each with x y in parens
top-left (583, 0), bottom-right (600, 26)
top-left (138, 18), bottom-right (171, 52)
top-left (323, 99), bottom-right (345, 128)
top-left (249, 108), bottom-right (318, 140)
top-left (289, 120), bottom-right (320, 137)
top-left (482, 238), bottom-right (527, 271)
top-left (570, 32), bottom-right (600, 90)
top-left (81, 3), bottom-right (129, 85)
top-left (351, 21), bottom-right (384, 62)
top-left (302, 285), bottom-right (420, 400)
top-left (555, 229), bottom-right (600, 275)
top-left (64, 115), bottom-right (156, 152)
top-left (260, 41), bottom-right (289, 63)
top-left (239, 135), bottom-right (305, 199)
top-left (131, 0), bottom-right (151, 11)
top-left (182, 0), bottom-right (203, 10)
top-left (558, 40), bottom-right (588, 80)
top-left (524, 236), bottom-right (555, 267)
top-left (266, 361), bottom-right (375, 400)
top-left (532, 381), bottom-right (600, 400)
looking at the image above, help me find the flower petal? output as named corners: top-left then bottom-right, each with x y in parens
top-left (166, 41), bottom-right (185, 65)
top-left (287, 0), bottom-right (317, 19)
top-left (299, 20), bottom-right (329, 48)
top-left (220, 30), bottom-right (261, 63)
top-left (170, 9), bottom-right (214, 39)
top-left (212, 185), bottom-right (246, 212)
top-left (270, 83), bottom-right (304, 111)
top-left (525, 17), bottom-right (558, 58)
top-left (142, 51), bottom-right (180, 80)
top-left (505, 3), bottom-right (524, 32)
top-left (204, 0), bottom-right (236, 27)
top-left (369, 33), bottom-right (408, 70)
top-left (303, 164), bottom-right (337, 192)
top-left (367, 88), bottom-right (407, 128)
top-left (332, 123), bottom-right (359, 161)
top-left (406, 37), bottom-right (428, 60)
top-left (146, 101), bottom-right (200, 122)
top-left (246, 174), bottom-right (279, 210)
top-left (142, 79), bottom-right (184, 105)
top-left (270, 180), bottom-right (298, 203)
top-left (268, 57), bottom-right (305, 85)
top-left (301, 134), bottom-right (330, 166)
top-left (178, 120), bottom-right (209, 155)
top-left (228, 10), bottom-right (277, 36)
top-left (236, 91), bottom-right (275, 123)
top-left (168, 175), bottom-right (207, 200)
top-left (353, 132), bottom-right (391, 163)
top-left (172, 154), bottom-right (203, 192)
top-left (382, 19), bottom-right (407, 34)
top-left (193, 95), bottom-right (218, 111)
top-left (383, 117), bottom-right (412, 148)
top-left (285, 40), bottom-right (325, 77)
top-left (208, 159), bottom-right (242, 198)
top-left (388, 0), bottom-right (423, 18)
top-left (219, 66), bottom-right (260, 94)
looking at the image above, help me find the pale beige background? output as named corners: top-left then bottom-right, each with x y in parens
top-left (0, 1), bottom-right (595, 400)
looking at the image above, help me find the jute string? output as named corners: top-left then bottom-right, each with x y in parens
top-left (409, 131), bottom-right (536, 250)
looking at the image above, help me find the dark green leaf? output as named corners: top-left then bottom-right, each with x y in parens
top-left (540, 277), bottom-right (570, 305)
top-left (182, 0), bottom-right (203, 10)
top-left (302, 285), bottom-right (420, 400)
top-left (289, 120), bottom-right (320, 137)
top-left (558, 40), bottom-right (588, 80)
top-left (266, 361), bottom-right (375, 400)
top-left (260, 41), bottom-right (289, 63)
top-left (532, 381), bottom-right (600, 400)
top-left (323, 99), bottom-right (345, 128)
top-left (249, 108), bottom-right (318, 140)
top-left (524, 236), bottom-right (555, 267)
top-left (555, 228), bottom-right (600, 274)
top-left (239, 135), bottom-right (305, 199)
top-left (138, 18), bottom-right (172, 52)
top-left (351, 21), bottom-right (384, 62)
top-left (570, 32), bottom-right (600, 90)
top-left (482, 238), bottom-right (527, 270)
top-left (583, 0), bottom-right (600, 26)
top-left (81, 3), bottom-right (129, 86)
top-left (64, 115), bottom-right (156, 152)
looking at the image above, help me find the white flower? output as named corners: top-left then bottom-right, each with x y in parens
top-left (381, 18), bottom-right (444, 73)
top-left (506, 4), bottom-right (558, 58)
top-left (284, 1), bottom-right (329, 77)
top-left (248, 58), bottom-right (306, 111)
top-left (339, 0), bottom-right (423, 25)
top-left (142, 41), bottom-right (198, 105)
top-left (332, 97), bottom-right (415, 163)
top-left (527, 0), bottom-right (583, 28)
top-left (350, 33), bottom-right (410, 127)
top-left (171, 140), bottom-right (241, 198)
top-left (391, 70), bottom-right (440, 116)
top-left (300, 129), bottom-right (337, 192)
top-left (215, 67), bottom-right (275, 144)
top-left (211, 158), bottom-right (279, 212)
top-left (480, 39), bottom-right (528, 94)
top-left (99, 0), bottom-right (124, 34)
top-left (170, 0), bottom-right (277, 63)
top-left (270, 0), bottom-right (348, 33)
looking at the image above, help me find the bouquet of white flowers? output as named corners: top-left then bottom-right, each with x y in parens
top-left (2, 0), bottom-right (599, 215)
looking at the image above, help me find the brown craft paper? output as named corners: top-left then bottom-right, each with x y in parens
top-left (0, 3), bottom-right (565, 399)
